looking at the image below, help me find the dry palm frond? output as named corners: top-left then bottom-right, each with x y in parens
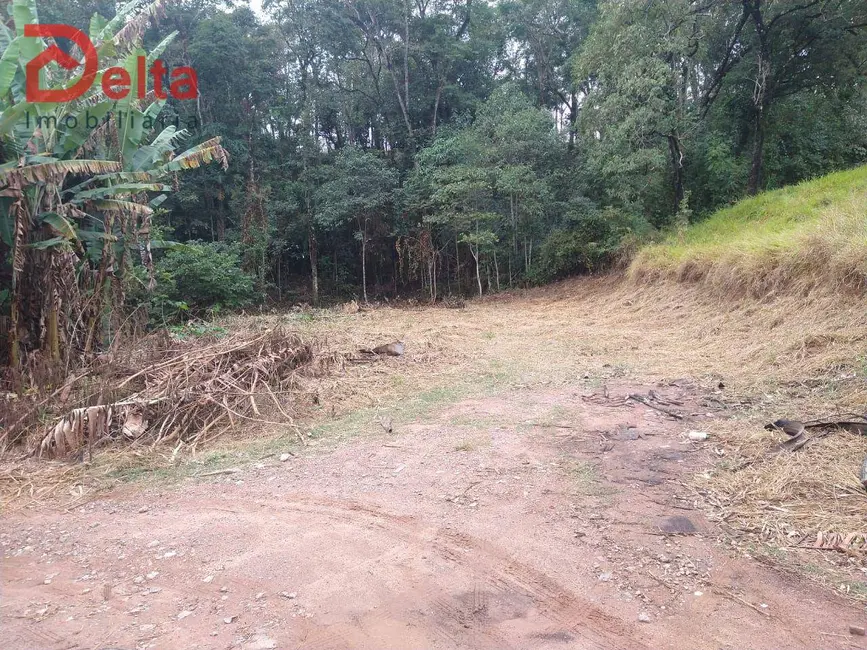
top-left (90, 199), bottom-right (154, 216)
top-left (159, 138), bottom-right (230, 174)
top-left (98, 0), bottom-right (169, 48)
top-left (40, 405), bottom-right (112, 457)
top-left (36, 328), bottom-right (319, 458)
top-left (811, 531), bottom-right (867, 553)
top-left (0, 160), bottom-right (122, 186)
top-left (113, 0), bottom-right (169, 48)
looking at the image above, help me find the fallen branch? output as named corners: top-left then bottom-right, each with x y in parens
top-left (197, 468), bottom-right (242, 477)
top-left (522, 421), bottom-right (580, 429)
top-left (36, 329), bottom-right (319, 459)
top-left (712, 588), bottom-right (771, 618)
top-left (628, 393), bottom-right (685, 420)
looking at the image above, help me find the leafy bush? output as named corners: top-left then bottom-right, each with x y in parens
top-left (150, 242), bottom-right (259, 323)
top-left (168, 321), bottom-right (229, 340)
top-left (532, 207), bottom-right (648, 283)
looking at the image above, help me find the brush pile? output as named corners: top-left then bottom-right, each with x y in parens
top-left (33, 328), bottom-right (316, 459)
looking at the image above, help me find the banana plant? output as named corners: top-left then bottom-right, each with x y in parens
top-left (0, 0), bottom-right (228, 373)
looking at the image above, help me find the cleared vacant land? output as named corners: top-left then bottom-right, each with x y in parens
top-left (4, 272), bottom-right (867, 649)
top-left (3, 169), bottom-right (867, 649)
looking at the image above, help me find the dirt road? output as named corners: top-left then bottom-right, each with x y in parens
top-left (4, 282), bottom-right (867, 649)
top-left (4, 380), bottom-right (863, 649)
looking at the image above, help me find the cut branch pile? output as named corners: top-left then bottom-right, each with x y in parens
top-left (37, 328), bottom-right (315, 459)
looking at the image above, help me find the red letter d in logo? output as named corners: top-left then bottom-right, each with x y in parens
top-left (25, 24), bottom-right (98, 103)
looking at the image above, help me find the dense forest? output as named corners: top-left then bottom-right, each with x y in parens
top-left (1, 0), bottom-right (866, 367)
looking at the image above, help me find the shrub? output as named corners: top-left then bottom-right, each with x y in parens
top-left (532, 208), bottom-right (648, 283)
top-left (150, 242), bottom-right (259, 322)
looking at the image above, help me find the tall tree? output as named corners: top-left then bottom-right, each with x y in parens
top-left (500, 0), bottom-right (595, 148)
top-left (739, 0), bottom-right (867, 193)
top-left (577, 0), bottom-right (719, 216)
top-left (315, 147), bottom-right (397, 303)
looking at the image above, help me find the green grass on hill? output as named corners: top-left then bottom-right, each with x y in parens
top-left (630, 165), bottom-right (867, 296)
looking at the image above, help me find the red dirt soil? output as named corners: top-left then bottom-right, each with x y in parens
top-left (3, 383), bottom-right (864, 649)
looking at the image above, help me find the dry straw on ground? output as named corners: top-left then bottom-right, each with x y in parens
top-left (2, 275), bottom-right (865, 560)
top-left (11, 328), bottom-right (317, 460)
top-left (700, 419), bottom-right (867, 542)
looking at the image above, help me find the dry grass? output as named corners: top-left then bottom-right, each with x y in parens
top-left (696, 417), bottom-right (867, 600)
top-left (294, 280), bottom-right (866, 567)
top-left (6, 165), bottom-right (866, 589)
top-left (3, 276), bottom-right (865, 573)
top-left (5, 328), bottom-right (319, 460)
top-left (701, 420), bottom-right (867, 542)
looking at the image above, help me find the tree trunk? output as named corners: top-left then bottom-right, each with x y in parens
top-left (567, 91), bottom-right (578, 152)
top-left (511, 193), bottom-right (517, 256)
top-left (9, 301), bottom-right (20, 368)
top-left (47, 305), bottom-right (59, 362)
top-left (361, 217), bottom-right (369, 303)
top-left (432, 252), bottom-right (437, 303)
top-left (747, 109), bottom-right (766, 195)
top-left (454, 236), bottom-right (461, 294)
top-left (667, 134), bottom-right (685, 211)
top-left (308, 226), bottom-right (319, 307)
top-left (471, 245), bottom-right (482, 297)
top-left (215, 191), bottom-right (226, 241)
top-left (746, 4), bottom-right (770, 196)
top-left (747, 54), bottom-right (769, 195)
top-left (432, 77), bottom-right (445, 136)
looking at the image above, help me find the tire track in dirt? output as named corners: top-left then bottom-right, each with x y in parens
top-left (432, 529), bottom-right (646, 649)
top-left (5, 626), bottom-right (79, 650)
top-left (234, 495), bottom-right (650, 649)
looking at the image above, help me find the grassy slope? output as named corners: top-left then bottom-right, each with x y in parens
top-left (630, 165), bottom-right (867, 296)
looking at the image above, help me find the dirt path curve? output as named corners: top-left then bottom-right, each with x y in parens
top-left (3, 382), bottom-right (863, 649)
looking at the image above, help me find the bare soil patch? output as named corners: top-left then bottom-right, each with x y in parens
top-left (4, 382), bottom-right (862, 650)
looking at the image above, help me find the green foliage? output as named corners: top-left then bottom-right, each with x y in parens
top-left (0, 0), bottom-right (230, 369)
top-left (533, 207), bottom-right (644, 283)
top-left (577, 0), bottom-right (867, 218)
top-left (316, 147), bottom-right (397, 228)
top-left (168, 321), bottom-right (228, 340)
top-left (151, 243), bottom-right (259, 321)
top-left (534, 230), bottom-right (600, 282)
top-left (135, 0), bottom-right (867, 305)
top-left (14, 0), bottom-right (865, 322)
top-left (406, 85), bottom-right (573, 289)
top-left (631, 164), bottom-right (867, 291)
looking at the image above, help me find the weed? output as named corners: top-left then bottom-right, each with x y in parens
top-left (570, 460), bottom-right (613, 497)
top-left (168, 321), bottom-right (228, 340)
top-left (839, 581), bottom-right (867, 599)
